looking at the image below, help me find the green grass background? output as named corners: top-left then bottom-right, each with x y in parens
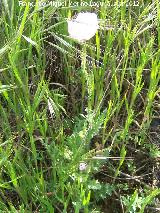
top-left (0, 0), bottom-right (160, 212)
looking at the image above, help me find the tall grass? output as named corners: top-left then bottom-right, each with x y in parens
top-left (0, 0), bottom-right (160, 212)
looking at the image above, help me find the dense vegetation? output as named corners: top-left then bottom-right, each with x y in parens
top-left (0, 0), bottom-right (160, 212)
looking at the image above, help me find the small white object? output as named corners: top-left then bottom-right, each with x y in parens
top-left (47, 97), bottom-right (55, 118)
top-left (68, 12), bottom-right (99, 42)
top-left (79, 162), bottom-right (88, 171)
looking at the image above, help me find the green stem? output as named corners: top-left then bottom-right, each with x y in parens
top-left (81, 43), bottom-right (87, 112)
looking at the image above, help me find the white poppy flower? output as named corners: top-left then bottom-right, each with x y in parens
top-left (67, 12), bottom-right (99, 42)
